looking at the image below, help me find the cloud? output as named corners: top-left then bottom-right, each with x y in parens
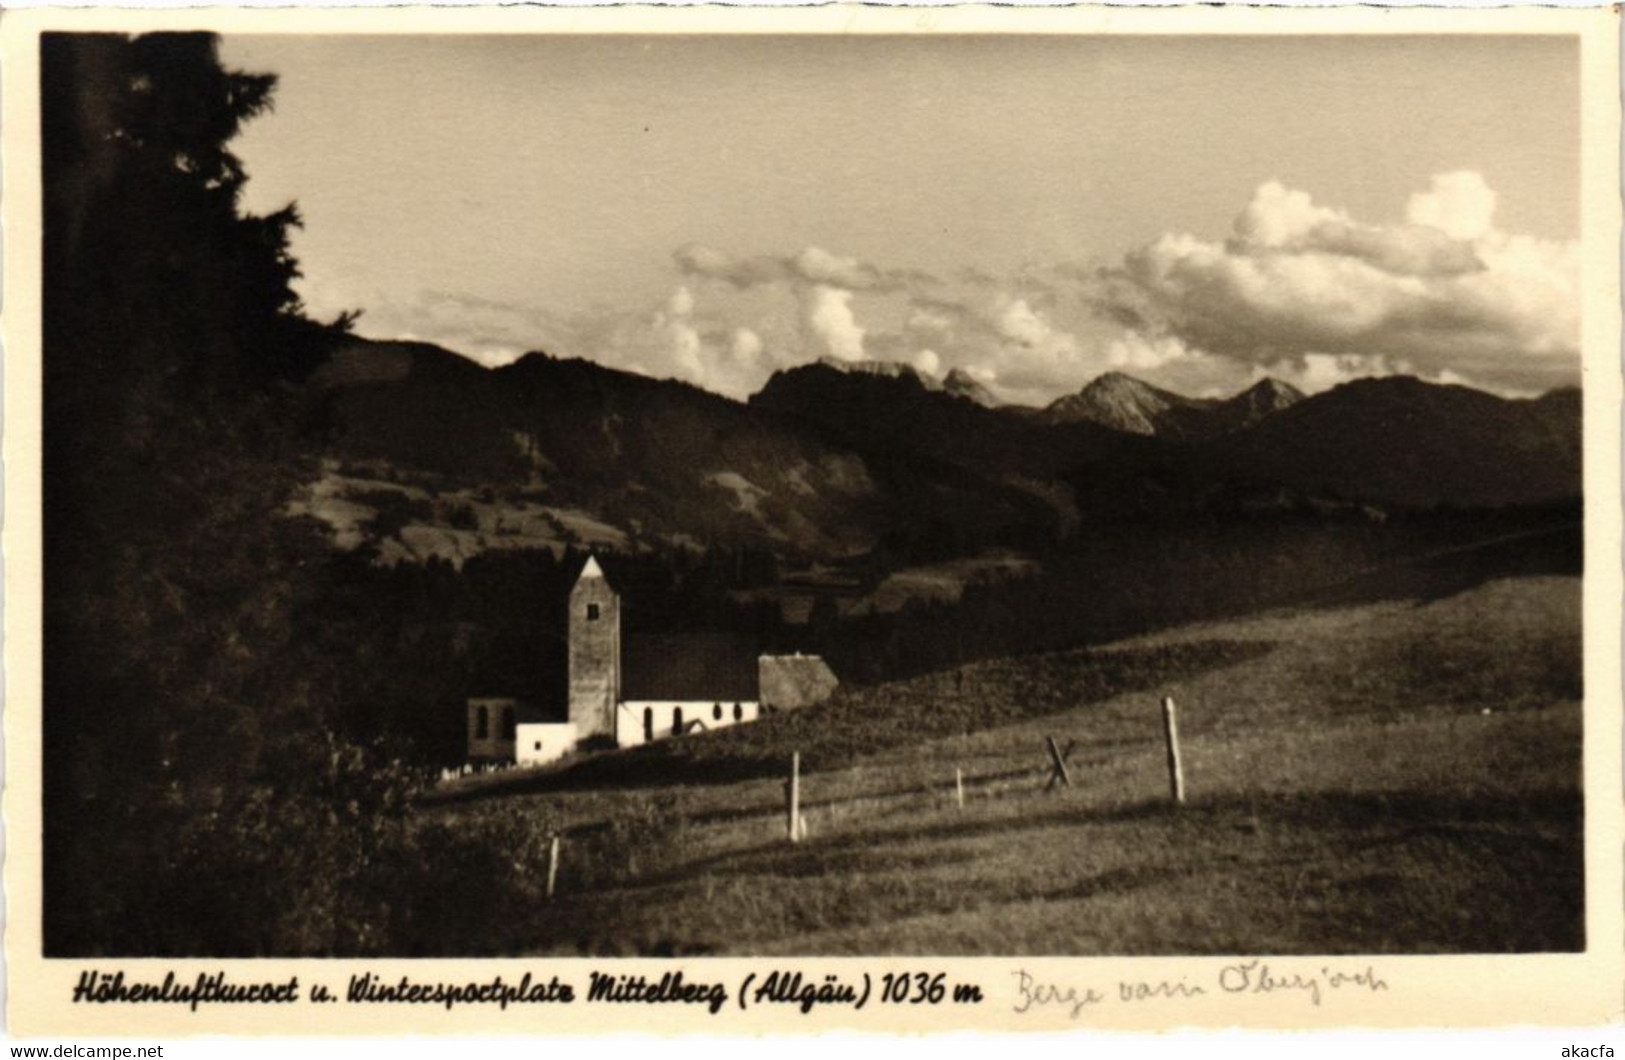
top-left (369, 283), bottom-right (785, 400)
top-left (995, 298), bottom-right (1059, 349)
top-left (801, 285), bottom-right (867, 362)
top-left (895, 291), bottom-right (1101, 404)
top-left (359, 172), bottom-right (1572, 409)
top-left (1407, 171), bottom-right (1497, 241)
top-left (672, 244), bottom-right (1126, 402)
top-left (666, 285), bottom-right (695, 317)
top-left (728, 327), bottom-right (764, 366)
top-left (349, 288), bottom-right (578, 368)
top-left (905, 304), bottom-right (957, 338)
top-left (649, 286), bottom-right (704, 379)
top-left (675, 242), bottom-right (953, 380)
top-left (603, 286), bottom-right (804, 398)
top-left (1267, 352), bottom-right (1409, 394)
top-left (1226, 180), bottom-right (1483, 279)
top-left (675, 243), bottom-right (912, 293)
top-left (1098, 172), bottom-right (1578, 394)
top-left (793, 246), bottom-right (887, 291)
top-left (1105, 330), bottom-right (1203, 371)
top-left (672, 243), bottom-right (790, 289)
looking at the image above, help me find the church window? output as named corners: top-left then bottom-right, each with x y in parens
top-left (501, 706), bottom-right (516, 740)
top-left (734, 703), bottom-right (744, 721)
top-left (643, 707), bottom-right (654, 742)
top-left (475, 705), bottom-right (489, 740)
top-left (587, 603), bottom-right (600, 621)
top-left (534, 741), bottom-right (542, 751)
top-left (673, 707), bottom-right (684, 736)
top-left (713, 703), bottom-right (723, 721)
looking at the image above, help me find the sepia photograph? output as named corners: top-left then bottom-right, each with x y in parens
top-left (6, 5), bottom-right (1621, 1037)
top-left (34, 24), bottom-right (1594, 958)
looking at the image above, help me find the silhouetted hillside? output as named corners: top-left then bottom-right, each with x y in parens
top-left (751, 358), bottom-right (1158, 481)
top-left (1211, 377), bottom-right (1581, 508)
top-left (309, 340), bottom-right (1059, 560)
top-left (308, 346), bottom-right (1582, 567)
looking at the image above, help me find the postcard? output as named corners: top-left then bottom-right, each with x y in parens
top-left (3, 4), bottom-right (1620, 1037)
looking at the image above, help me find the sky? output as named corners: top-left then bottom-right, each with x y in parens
top-left (222, 34), bottom-right (1580, 404)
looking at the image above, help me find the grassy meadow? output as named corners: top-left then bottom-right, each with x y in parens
top-left (419, 575), bottom-right (1582, 956)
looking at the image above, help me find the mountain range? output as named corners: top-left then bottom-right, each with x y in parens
top-left (810, 357), bottom-right (1000, 408)
top-left (1043, 371), bottom-right (1304, 438)
top-left (297, 337), bottom-right (1582, 565)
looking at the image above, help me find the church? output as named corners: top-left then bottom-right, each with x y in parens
top-left (466, 555), bottom-right (839, 766)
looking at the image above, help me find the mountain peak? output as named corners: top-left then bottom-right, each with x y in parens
top-left (1046, 371), bottom-right (1190, 434)
top-left (814, 356), bottom-right (942, 390)
top-left (1245, 376), bottom-right (1303, 400)
top-left (1093, 370), bottom-right (1139, 384)
top-left (1046, 372), bottom-right (1307, 438)
top-left (1083, 370), bottom-right (1158, 394)
top-left (942, 367), bottom-right (1000, 407)
top-left (1232, 376), bottom-right (1305, 414)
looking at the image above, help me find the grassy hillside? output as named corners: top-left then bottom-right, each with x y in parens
top-left (418, 574), bottom-right (1582, 956)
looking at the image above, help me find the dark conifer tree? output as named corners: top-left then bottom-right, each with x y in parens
top-left (41, 33), bottom-right (400, 956)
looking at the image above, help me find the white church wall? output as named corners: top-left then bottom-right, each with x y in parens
top-left (515, 722), bottom-right (578, 766)
top-left (616, 700), bottom-right (760, 746)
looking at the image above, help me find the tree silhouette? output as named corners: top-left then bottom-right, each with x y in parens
top-left (43, 33), bottom-right (305, 408)
top-left (39, 33), bottom-right (389, 955)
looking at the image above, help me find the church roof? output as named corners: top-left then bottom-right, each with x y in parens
top-left (578, 555), bottom-right (605, 580)
top-left (622, 632), bottom-right (759, 702)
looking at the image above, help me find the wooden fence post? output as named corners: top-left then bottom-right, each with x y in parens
top-left (1045, 736), bottom-right (1074, 790)
top-left (546, 834), bottom-right (561, 900)
top-left (955, 767), bottom-right (965, 810)
top-left (1161, 697), bottom-right (1186, 805)
top-left (788, 752), bottom-right (802, 843)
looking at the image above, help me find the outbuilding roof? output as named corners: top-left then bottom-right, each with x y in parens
top-left (466, 697), bottom-right (559, 725)
top-left (758, 654), bottom-right (839, 709)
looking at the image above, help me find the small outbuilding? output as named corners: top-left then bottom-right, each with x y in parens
top-left (758, 653), bottom-right (841, 713)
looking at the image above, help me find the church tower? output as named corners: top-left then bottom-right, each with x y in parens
top-left (567, 554), bottom-right (621, 739)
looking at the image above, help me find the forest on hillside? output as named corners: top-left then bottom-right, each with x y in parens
top-left (312, 503), bottom-right (1578, 765)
